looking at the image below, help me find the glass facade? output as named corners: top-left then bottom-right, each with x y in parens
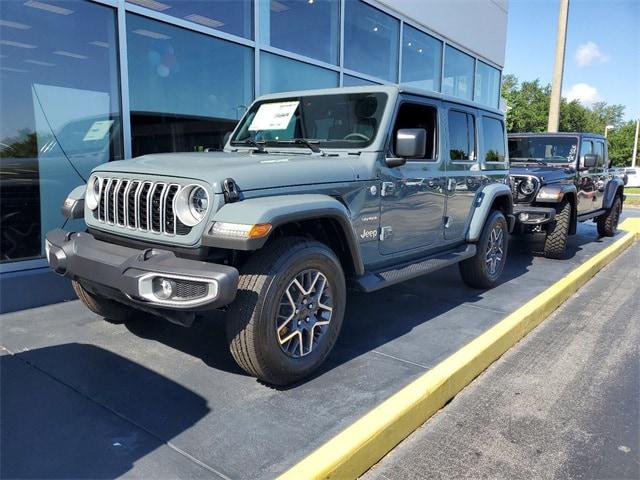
top-left (0, 0), bottom-right (122, 263)
top-left (0, 0), bottom-right (502, 287)
top-left (259, 0), bottom-right (339, 64)
top-left (344, 0), bottom-right (399, 82)
top-left (260, 52), bottom-right (338, 95)
top-left (401, 24), bottom-right (442, 92)
top-left (475, 61), bottom-right (501, 108)
top-left (443, 45), bottom-right (474, 101)
top-left (127, 14), bottom-right (253, 156)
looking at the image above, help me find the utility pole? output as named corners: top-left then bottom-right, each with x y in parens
top-left (548, 0), bottom-right (570, 132)
top-left (632, 119), bottom-right (639, 167)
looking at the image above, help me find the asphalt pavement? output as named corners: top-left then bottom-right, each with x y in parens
top-left (363, 240), bottom-right (640, 480)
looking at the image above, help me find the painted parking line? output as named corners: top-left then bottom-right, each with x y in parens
top-left (279, 217), bottom-right (640, 480)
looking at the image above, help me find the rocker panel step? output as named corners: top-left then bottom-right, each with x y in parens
top-left (355, 244), bottom-right (477, 293)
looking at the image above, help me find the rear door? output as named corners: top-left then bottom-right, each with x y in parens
top-left (577, 138), bottom-right (598, 214)
top-left (443, 105), bottom-right (479, 240)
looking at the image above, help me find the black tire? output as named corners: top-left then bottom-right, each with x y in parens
top-left (226, 237), bottom-right (346, 386)
top-left (597, 195), bottom-right (622, 237)
top-left (543, 200), bottom-right (571, 259)
top-left (460, 210), bottom-right (508, 289)
top-left (72, 280), bottom-right (134, 324)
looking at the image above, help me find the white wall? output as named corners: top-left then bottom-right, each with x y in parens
top-left (378, 0), bottom-right (508, 67)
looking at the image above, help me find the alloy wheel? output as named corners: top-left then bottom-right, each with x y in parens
top-left (485, 225), bottom-right (504, 276)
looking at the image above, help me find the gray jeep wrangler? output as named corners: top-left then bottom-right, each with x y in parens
top-left (47, 86), bottom-right (514, 385)
top-left (509, 133), bottom-right (625, 258)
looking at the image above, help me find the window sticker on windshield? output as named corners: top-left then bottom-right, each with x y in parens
top-left (248, 101), bottom-right (299, 131)
top-left (83, 120), bottom-right (114, 141)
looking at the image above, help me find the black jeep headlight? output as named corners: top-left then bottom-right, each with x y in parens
top-left (85, 175), bottom-right (101, 210)
top-left (175, 185), bottom-right (209, 227)
top-left (517, 177), bottom-right (538, 196)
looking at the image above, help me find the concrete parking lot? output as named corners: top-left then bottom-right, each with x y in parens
top-left (1, 212), bottom-right (638, 479)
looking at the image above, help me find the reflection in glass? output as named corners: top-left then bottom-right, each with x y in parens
top-left (260, 0), bottom-right (338, 64)
top-left (126, 14), bottom-right (254, 156)
top-left (343, 75), bottom-right (379, 87)
top-left (475, 61), bottom-right (500, 107)
top-left (0, 0), bottom-right (122, 263)
top-left (344, 0), bottom-right (399, 82)
top-left (127, 0), bottom-right (253, 39)
top-left (482, 117), bottom-right (505, 162)
top-left (260, 52), bottom-right (338, 95)
top-left (401, 25), bottom-right (442, 92)
top-left (443, 46), bottom-right (474, 100)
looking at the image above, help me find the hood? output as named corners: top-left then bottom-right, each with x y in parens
top-left (509, 164), bottom-right (573, 184)
top-left (93, 151), bottom-right (359, 193)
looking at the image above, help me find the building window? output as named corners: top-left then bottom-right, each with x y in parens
top-left (481, 117), bottom-right (505, 162)
top-left (475, 61), bottom-right (500, 108)
top-left (344, 0), bottom-right (399, 82)
top-left (259, 52), bottom-right (338, 95)
top-left (443, 46), bottom-right (474, 100)
top-left (259, 0), bottom-right (339, 64)
top-left (126, 14), bottom-right (254, 156)
top-left (0, 0), bottom-right (122, 263)
top-left (401, 25), bottom-right (442, 92)
top-left (448, 111), bottom-right (476, 160)
top-left (127, 0), bottom-right (253, 39)
top-left (343, 74), bottom-right (379, 87)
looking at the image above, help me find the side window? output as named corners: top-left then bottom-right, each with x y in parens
top-left (392, 102), bottom-right (438, 160)
top-left (482, 117), bottom-right (505, 162)
top-left (448, 110), bottom-right (476, 160)
top-left (580, 139), bottom-right (593, 159)
top-left (594, 141), bottom-right (605, 167)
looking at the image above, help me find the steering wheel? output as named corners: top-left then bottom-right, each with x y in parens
top-left (343, 132), bottom-right (370, 141)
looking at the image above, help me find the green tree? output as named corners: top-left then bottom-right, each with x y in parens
top-left (607, 121), bottom-right (637, 167)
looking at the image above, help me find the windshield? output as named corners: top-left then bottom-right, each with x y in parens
top-left (508, 136), bottom-right (578, 163)
top-left (230, 92), bottom-right (387, 149)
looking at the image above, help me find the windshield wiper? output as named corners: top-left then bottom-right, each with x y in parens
top-left (230, 139), bottom-right (266, 153)
top-left (512, 157), bottom-right (548, 166)
top-left (293, 138), bottom-right (321, 153)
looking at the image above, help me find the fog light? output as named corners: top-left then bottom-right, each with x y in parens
top-left (519, 212), bottom-right (530, 222)
top-left (153, 277), bottom-right (176, 300)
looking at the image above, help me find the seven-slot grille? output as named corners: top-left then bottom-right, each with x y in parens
top-left (95, 177), bottom-right (191, 236)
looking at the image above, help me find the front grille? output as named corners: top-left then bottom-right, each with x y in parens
top-left (95, 177), bottom-right (192, 236)
top-left (510, 175), bottom-right (540, 203)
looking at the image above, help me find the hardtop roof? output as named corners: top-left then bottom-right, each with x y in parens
top-left (508, 132), bottom-right (606, 140)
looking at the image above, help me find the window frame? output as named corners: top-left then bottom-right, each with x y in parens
top-left (386, 96), bottom-right (441, 163)
top-left (446, 107), bottom-right (478, 163)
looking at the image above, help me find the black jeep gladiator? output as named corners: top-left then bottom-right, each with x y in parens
top-left (508, 132), bottom-right (625, 258)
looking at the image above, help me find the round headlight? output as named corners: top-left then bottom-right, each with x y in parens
top-left (175, 185), bottom-right (209, 227)
top-left (518, 178), bottom-right (537, 196)
top-left (85, 175), bottom-right (101, 210)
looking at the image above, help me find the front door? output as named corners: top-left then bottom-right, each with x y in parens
top-left (379, 100), bottom-right (446, 255)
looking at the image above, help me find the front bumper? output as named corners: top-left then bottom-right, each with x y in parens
top-left (46, 229), bottom-right (239, 310)
top-left (513, 205), bottom-right (556, 225)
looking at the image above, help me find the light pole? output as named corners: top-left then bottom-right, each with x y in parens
top-left (632, 119), bottom-right (639, 168)
top-left (548, 0), bottom-right (570, 133)
top-left (604, 125), bottom-right (614, 138)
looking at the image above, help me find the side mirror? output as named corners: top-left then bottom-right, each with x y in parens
top-left (396, 128), bottom-right (426, 158)
top-left (581, 153), bottom-right (597, 169)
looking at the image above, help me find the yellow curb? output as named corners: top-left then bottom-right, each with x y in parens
top-left (279, 227), bottom-right (639, 480)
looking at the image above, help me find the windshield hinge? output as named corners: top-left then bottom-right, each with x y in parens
top-left (223, 178), bottom-right (240, 203)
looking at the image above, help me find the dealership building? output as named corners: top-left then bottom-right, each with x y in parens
top-left (0, 0), bottom-right (508, 312)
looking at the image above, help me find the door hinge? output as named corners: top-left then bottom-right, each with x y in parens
top-left (443, 216), bottom-right (452, 228)
top-left (380, 226), bottom-right (393, 241)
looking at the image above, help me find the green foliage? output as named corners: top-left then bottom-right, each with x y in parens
top-left (501, 75), bottom-right (638, 166)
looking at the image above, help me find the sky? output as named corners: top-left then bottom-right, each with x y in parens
top-left (504, 0), bottom-right (640, 121)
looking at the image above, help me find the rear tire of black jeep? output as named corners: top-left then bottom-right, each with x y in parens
top-left (226, 237), bottom-right (346, 386)
top-left (72, 280), bottom-right (134, 324)
top-left (543, 200), bottom-right (571, 259)
top-left (597, 195), bottom-right (622, 237)
top-left (459, 210), bottom-right (508, 289)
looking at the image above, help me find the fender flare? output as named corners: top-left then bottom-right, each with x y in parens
top-left (202, 194), bottom-right (365, 275)
top-left (603, 177), bottom-right (624, 209)
top-left (466, 183), bottom-right (513, 242)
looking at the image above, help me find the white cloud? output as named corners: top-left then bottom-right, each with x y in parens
top-left (564, 83), bottom-right (602, 105)
top-left (575, 41), bottom-right (608, 67)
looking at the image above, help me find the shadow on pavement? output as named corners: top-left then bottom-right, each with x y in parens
top-left (1, 343), bottom-right (210, 479)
